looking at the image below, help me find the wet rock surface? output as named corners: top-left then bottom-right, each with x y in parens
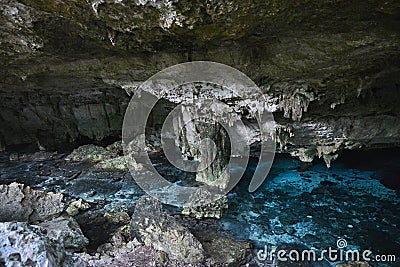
top-left (92, 156), bottom-right (128, 171)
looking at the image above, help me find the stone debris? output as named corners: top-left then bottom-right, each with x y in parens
top-left (78, 245), bottom-right (192, 267)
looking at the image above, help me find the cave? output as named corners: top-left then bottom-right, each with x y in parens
top-left (0, 0), bottom-right (399, 266)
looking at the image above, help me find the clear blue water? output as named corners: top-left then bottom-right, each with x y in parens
top-left (1, 149), bottom-right (399, 266)
top-left (220, 151), bottom-right (400, 266)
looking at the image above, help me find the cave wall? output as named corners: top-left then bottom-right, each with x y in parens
top-left (1, 0), bottom-right (400, 161)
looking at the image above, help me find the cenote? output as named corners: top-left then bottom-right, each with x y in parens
top-left (1, 1), bottom-right (400, 266)
top-left (0, 147), bottom-right (399, 266)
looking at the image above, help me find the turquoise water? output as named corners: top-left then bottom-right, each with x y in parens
top-left (220, 151), bottom-right (400, 266)
top-left (1, 149), bottom-right (399, 266)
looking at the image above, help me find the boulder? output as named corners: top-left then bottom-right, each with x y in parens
top-left (79, 245), bottom-right (187, 267)
top-left (0, 222), bottom-right (67, 266)
top-left (104, 212), bottom-right (130, 225)
top-left (66, 199), bottom-right (91, 216)
top-left (65, 144), bottom-right (117, 162)
top-left (182, 195), bottom-right (228, 219)
top-left (106, 141), bottom-right (123, 154)
top-left (130, 196), bottom-right (204, 264)
top-left (0, 182), bottom-right (65, 223)
top-left (196, 232), bottom-right (252, 266)
top-left (110, 224), bottom-right (131, 248)
top-left (38, 217), bottom-right (89, 251)
top-left (93, 156), bottom-right (128, 171)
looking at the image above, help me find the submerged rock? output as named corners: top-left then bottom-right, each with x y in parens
top-left (130, 196), bottom-right (204, 264)
top-left (0, 182), bottom-right (65, 223)
top-left (0, 222), bottom-right (68, 266)
top-left (38, 216), bottom-right (89, 252)
top-left (336, 262), bottom-right (371, 267)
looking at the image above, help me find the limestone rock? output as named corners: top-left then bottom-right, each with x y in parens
top-left (290, 148), bottom-right (316, 163)
top-left (78, 245), bottom-right (188, 267)
top-left (182, 195), bottom-right (228, 219)
top-left (1, 0), bottom-right (400, 162)
top-left (38, 216), bottom-right (89, 251)
top-left (104, 212), bottom-right (130, 225)
top-left (0, 182), bottom-right (65, 223)
top-left (9, 151), bottom-right (59, 162)
top-left (65, 144), bottom-right (117, 162)
top-left (66, 199), bottom-right (91, 216)
top-left (0, 222), bottom-right (67, 267)
top-left (130, 196), bottom-right (204, 264)
top-left (196, 232), bottom-right (252, 266)
top-left (93, 156), bottom-right (128, 171)
top-left (110, 224), bottom-right (131, 248)
top-left (106, 140), bottom-right (123, 154)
